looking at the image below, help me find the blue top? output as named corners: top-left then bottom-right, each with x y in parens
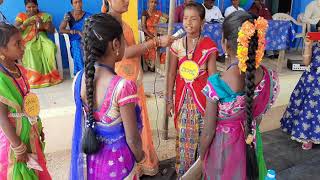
top-left (63, 11), bottom-right (91, 41)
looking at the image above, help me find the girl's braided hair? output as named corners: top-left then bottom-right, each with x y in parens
top-left (82, 13), bottom-right (123, 154)
top-left (223, 11), bottom-right (260, 180)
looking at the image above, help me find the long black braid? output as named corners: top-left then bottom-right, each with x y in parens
top-left (223, 11), bottom-right (260, 179)
top-left (82, 13), bottom-right (123, 154)
top-left (245, 31), bottom-right (259, 180)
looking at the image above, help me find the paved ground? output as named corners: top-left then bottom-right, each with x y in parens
top-left (140, 129), bottom-right (320, 180)
top-left (46, 129), bottom-right (320, 180)
top-left (41, 50), bottom-right (320, 179)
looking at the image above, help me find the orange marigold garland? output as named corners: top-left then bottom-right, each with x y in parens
top-left (237, 17), bottom-right (269, 73)
top-left (254, 17), bottom-right (268, 68)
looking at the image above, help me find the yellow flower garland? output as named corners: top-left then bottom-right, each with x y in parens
top-left (237, 17), bottom-right (269, 73)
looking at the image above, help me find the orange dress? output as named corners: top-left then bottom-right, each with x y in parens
top-left (102, 5), bottom-right (159, 176)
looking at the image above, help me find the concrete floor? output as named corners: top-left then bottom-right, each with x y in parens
top-left (35, 57), bottom-right (302, 153)
top-left (34, 52), bottom-right (320, 179)
top-left (46, 129), bottom-right (320, 180)
top-left (140, 129), bottom-right (320, 180)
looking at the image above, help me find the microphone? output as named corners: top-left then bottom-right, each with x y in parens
top-left (172, 29), bottom-right (186, 39)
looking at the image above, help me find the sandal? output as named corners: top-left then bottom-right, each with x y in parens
top-left (302, 142), bottom-right (313, 150)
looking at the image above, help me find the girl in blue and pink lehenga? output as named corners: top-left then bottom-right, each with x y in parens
top-left (59, 0), bottom-right (91, 75)
top-left (70, 14), bottom-right (145, 180)
top-left (199, 11), bottom-right (279, 180)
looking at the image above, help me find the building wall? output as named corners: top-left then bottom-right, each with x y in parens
top-left (291, 0), bottom-right (313, 18)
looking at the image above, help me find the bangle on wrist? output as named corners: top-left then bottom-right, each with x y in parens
top-left (142, 42), bottom-right (150, 52)
top-left (11, 142), bottom-right (27, 156)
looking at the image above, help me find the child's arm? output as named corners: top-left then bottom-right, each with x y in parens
top-left (166, 51), bottom-right (178, 117)
top-left (0, 103), bottom-right (28, 162)
top-left (207, 53), bottom-right (217, 75)
top-left (123, 36), bottom-right (174, 59)
top-left (200, 100), bottom-right (218, 160)
top-left (120, 103), bottom-right (144, 162)
top-left (303, 38), bottom-right (313, 66)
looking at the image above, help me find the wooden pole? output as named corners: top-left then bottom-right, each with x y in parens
top-left (160, 0), bottom-right (175, 140)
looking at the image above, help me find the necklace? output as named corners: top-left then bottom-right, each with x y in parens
top-left (179, 35), bottom-right (201, 82)
top-left (185, 35), bottom-right (200, 60)
top-left (0, 63), bottom-right (21, 77)
top-left (0, 64), bottom-right (28, 96)
top-left (0, 64), bottom-right (40, 123)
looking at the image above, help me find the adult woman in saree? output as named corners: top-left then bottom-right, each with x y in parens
top-left (141, 0), bottom-right (168, 71)
top-left (15, 0), bottom-right (62, 89)
top-left (102, 0), bottom-right (174, 176)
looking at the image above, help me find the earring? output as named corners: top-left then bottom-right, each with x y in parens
top-left (0, 54), bottom-right (5, 61)
top-left (116, 50), bottom-right (119, 56)
top-left (225, 52), bottom-right (229, 59)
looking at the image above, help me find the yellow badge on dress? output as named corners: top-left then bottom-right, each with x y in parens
top-left (23, 92), bottom-right (40, 119)
top-left (179, 60), bottom-right (200, 82)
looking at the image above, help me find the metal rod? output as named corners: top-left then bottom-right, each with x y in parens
top-left (160, 0), bottom-right (176, 140)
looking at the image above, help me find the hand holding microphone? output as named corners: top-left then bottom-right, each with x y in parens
top-left (152, 29), bottom-right (185, 48)
top-left (172, 29), bottom-right (186, 40)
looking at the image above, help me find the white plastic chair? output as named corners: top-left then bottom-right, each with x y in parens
top-left (272, 13), bottom-right (307, 49)
top-left (62, 33), bottom-right (75, 78)
top-left (54, 29), bottom-right (64, 79)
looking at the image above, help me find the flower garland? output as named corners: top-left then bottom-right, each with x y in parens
top-left (237, 17), bottom-right (269, 73)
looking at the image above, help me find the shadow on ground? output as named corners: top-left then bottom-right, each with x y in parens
top-left (141, 129), bottom-right (320, 180)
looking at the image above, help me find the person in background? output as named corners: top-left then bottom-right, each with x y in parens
top-left (249, 0), bottom-right (272, 20)
top-left (281, 22), bottom-right (320, 150)
top-left (203, 0), bottom-right (223, 23)
top-left (0, 0), bottom-right (8, 24)
top-left (224, 0), bottom-right (245, 17)
top-left (303, 0), bottom-right (320, 32)
top-left (167, 2), bottom-right (217, 177)
top-left (102, 0), bottom-right (174, 177)
top-left (141, 0), bottom-right (168, 71)
top-left (175, 0), bottom-right (194, 23)
top-left (59, 0), bottom-right (91, 75)
top-left (249, 0), bottom-right (275, 59)
top-left (200, 11), bottom-right (279, 180)
top-left (15, 0), bottom-right (62, 88)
